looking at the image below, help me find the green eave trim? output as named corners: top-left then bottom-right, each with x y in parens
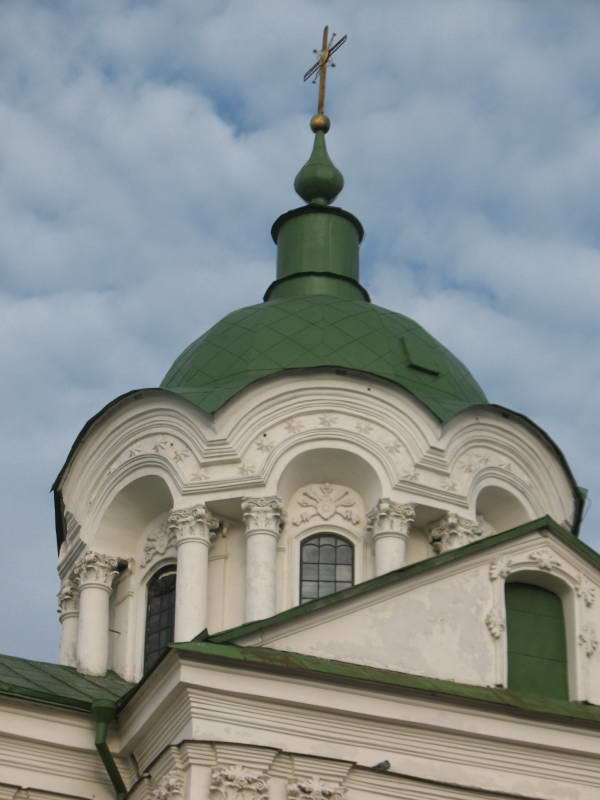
top-left (171, 639), bottom-right (600, 727)
top-left (208, 516), bottom-right (599, 646)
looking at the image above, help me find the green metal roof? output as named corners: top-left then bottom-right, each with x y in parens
top-left (171, 639), bottom-right (600, 726)
top-left (0, 653), bottom-right (133, 712)
top-left (161, 295), bottom-right (487, 422)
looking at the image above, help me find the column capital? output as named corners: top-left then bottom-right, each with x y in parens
top-left (74, 551), bottom-right (120, 591)
top-left (367, 499), bottom-right (415, 540)
top-left (242, 496), bottom-right (285, 539)
top-left (168, 503), bottom-right (219, 547)
top-left (57, 573), bottom-right (80, 619)
top-left (288, 776), bottom-right (346, 800)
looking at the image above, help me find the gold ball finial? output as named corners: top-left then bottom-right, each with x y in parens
top-left (310, 113), bottom-right (331, 133)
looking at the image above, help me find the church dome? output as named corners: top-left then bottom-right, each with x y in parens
top-left (161, 294), bottom-right (486, 423)
top-left (162, 117), bottom-right (486, 423)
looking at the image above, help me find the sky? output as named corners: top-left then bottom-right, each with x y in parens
top-left (2, 0), bottom-right (600, 661)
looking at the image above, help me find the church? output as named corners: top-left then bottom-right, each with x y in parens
top-left (1, 33), bottom-right (599, 800)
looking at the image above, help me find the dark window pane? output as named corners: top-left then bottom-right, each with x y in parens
top-left (144, 565), bottom-right (176, 674)
top-left (302, 581), bottom-right (318, 598)
top-left (319, 564), bottom-right (335, 581)
top-left (337, 546), bottom-right (352, 564)
top-left (320, 545), bottom-right (336, 563)
top-left (336, 565), bottom-right (352, 581)
top-left (302, 545), bottom-right (319, 563)
top-left (336, 582), bottom-right (352, 591)
top-left (320, 536), bottom-right (336, 545)
top-left (302, 564), bottom-right (318, 580)
top-left (319, 583), bottom-right (336, 598)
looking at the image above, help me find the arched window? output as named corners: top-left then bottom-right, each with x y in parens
top-left (144, 565), bottom-right (176, 673)
top-left (506, 582), bottom-right (568, 700)
top-left (300, 534), bottom-right (353, 604)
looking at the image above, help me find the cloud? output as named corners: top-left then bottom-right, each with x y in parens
top-left (1, 0), bottom-right (599, 659)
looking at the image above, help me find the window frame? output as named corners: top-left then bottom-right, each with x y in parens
top-left (299, 532), bottom-right (354, 604)
top-left (143, 563), bottom-right (177, 674)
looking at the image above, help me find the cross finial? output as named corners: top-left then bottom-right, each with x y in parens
top-left (303, 25), bottom-right (347, 133)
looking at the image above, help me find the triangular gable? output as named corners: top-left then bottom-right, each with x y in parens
top-left (206, 518), bottom-right (600, 693)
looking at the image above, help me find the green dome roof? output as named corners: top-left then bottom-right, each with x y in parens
top-left (161, 295), bottom-right (486, 423)
top-left (161, 125), bottom-right (486, 422)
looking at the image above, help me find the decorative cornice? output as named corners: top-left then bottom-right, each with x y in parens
top-left (428, 512), bottom-right (489, 554)
top-left (293, 484), bottom-right (359, 527)
top-left (210, 764), bottom-right (269, 798)
top-left (242, 497), bottom-right (285, 537)
top-left (151, 769), bottom-right (184, 799)
top-left (288, 776), bottom-right (346, 800)
top-left (73, 551), bottom-right (120, 589)
top-left (168, 503), bottom-right (220, 547)
top-left (367, 499), bottom-right (415, 539)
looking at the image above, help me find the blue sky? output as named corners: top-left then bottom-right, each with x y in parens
top-left (2, 0), bottom-right (600, 660)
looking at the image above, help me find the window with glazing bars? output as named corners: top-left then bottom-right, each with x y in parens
top-left (144, 565), bottom-right (176, 673)
top-left (300, 534), bottom-right (353, 603)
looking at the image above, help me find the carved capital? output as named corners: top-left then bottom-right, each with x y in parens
top-left (57, 574), bottom-right (80, 617)
top-left (485, 608), bottom-right (505, 639)
top-left (151, 769), bottom-right (184, 800)
top-left (168, 503), bottom-right (219, 547)
top-left (74, 551), bottom-right (120, 590)
top-left (367, 499), bottom-right (415, 539)
top-left (428, 512), bottom-right (484, 554)
top-left (288, 777), bottom-right (346, 800)
top-left (242, 497), bottom-right (285, 538)
top-left (210, 764), bottom-right (269, 799)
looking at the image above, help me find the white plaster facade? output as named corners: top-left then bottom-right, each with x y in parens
top-left (1, 371), bottom-right (595, 799)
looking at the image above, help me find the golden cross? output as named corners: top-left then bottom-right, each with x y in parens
top-left (303, 26), bottom-right (347, 116)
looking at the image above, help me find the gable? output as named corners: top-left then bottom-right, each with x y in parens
top-left (215, 519), bottom-right (600, 701)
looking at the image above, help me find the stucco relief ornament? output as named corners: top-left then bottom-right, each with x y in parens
top-left (73, 551), bottom-right (120, 588)
top-left (579, 623), bottom-right (599, 657)
top-left (318, 413), bottom-right (338, 428)
top-left (485, 608), bottom-right (506, 639)
top-left (293, 484), bottom-right (359, 526)
top-left (285, 418), bottom-right (305, 434)
top-left (528, 549), bottom-right (562, 572)
top-left (489, 557), bottom-right (513, 581)
top-left (151, 770), bottom-right (184, 800)
top-left (238, 462), bottom-right (256, 476)
top-left (355, 420), bottom-right (373, 435)
top-left (288, 777), bottom-right (346, 800)
top-left (255, 434), bottom-right (275, 453)
top-left (242, 497), bottom-right (285, 534)
top-left (168, 504), bottom-right (220, 546)
top-left (428, 512), bottom-right (484, 554)
top-left (575, 574), bottom-right (596, 607)
top-left (142, 520), bottom-right (175, 567)
top-left (210, 764), bottom-right (269, 799)
top-left (367, 499), bottom-right (415, 539)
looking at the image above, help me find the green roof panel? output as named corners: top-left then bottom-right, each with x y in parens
top-left (162, 296), bottom-right (487, 422)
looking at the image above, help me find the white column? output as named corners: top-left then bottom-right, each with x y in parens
top-left (58, 573), bottom-right (79, 667)
top-left (170, 504), bottom-right (219, 641)
top-left (242, 497), bottom-right (284, 622)
top-left (74, 552), bottom-right (120, 676)
top-left (368, 500), bottom-right (415, 576)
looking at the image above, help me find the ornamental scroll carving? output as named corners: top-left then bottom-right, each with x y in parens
top-left (367, 499), bottom-right (415, 540)
top-left (242, 497), bottom-right (285, 536)
top-left (428, 512), bottom-right (492, 554)
top-left (288, 776), bottom-right (346, 800)
top-left (168, 503), bottom-right (220, 547)
top-left (151, 769), bottom-right (184, 800)
top-left (292, 484), bottom-right (359, 527)
top-left (210, 764), bottom-right (269, 799)
top-left (73, 551), bottom-right (120, 589)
